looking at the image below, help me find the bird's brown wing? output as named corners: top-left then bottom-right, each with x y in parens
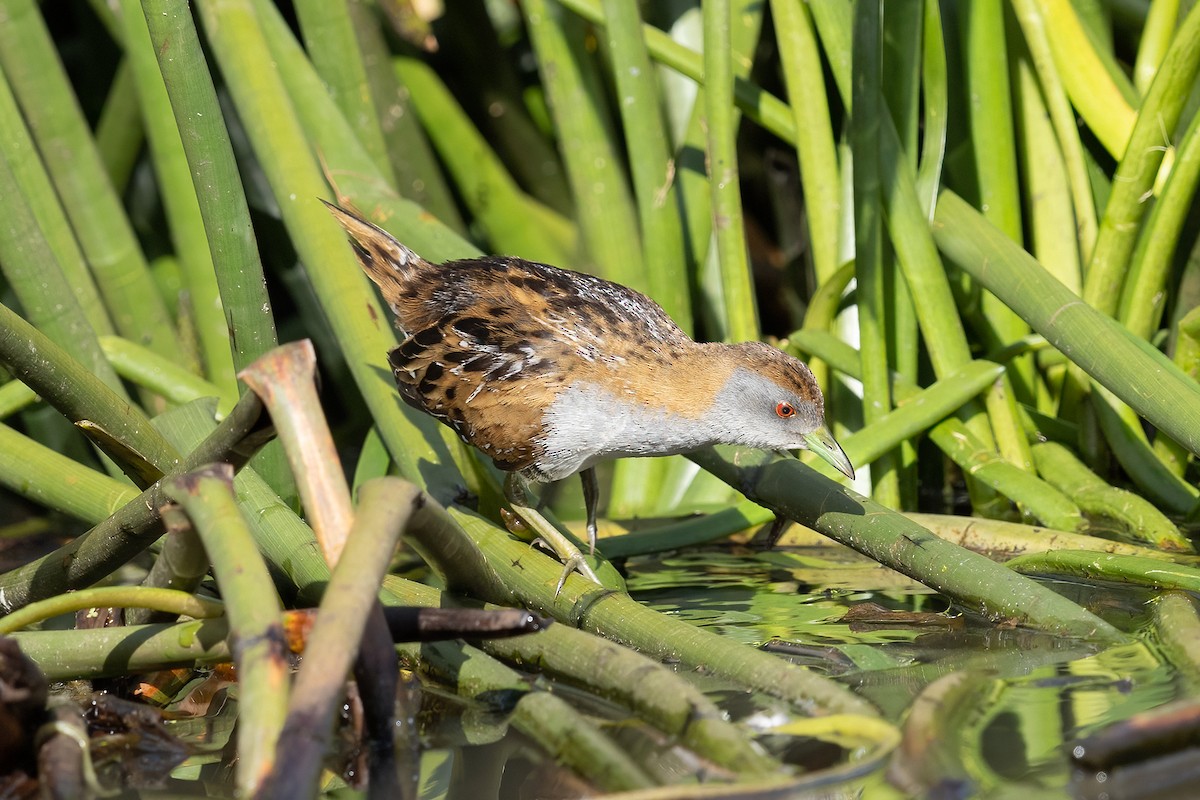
top-left (388, 318), bottom-right (560, 474)
top-left (434, 256), bottom-right (690, 355)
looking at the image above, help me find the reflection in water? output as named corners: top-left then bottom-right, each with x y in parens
top-left (625, 543), bottom-right (1178, 795)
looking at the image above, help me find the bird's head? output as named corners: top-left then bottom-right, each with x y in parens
top-left (710, 342), bottom-right (854, 479)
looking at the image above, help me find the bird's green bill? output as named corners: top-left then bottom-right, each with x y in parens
top-left (801, 425), bottom-right (855, 480)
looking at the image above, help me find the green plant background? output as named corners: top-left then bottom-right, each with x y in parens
top-left (2, 0), bottom-right (1200, 796)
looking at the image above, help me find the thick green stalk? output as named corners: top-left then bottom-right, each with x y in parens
top-left (670, 0), bottom-right (763, 337)
top-left (1090, 385), bottom-right (1197, 513)
top-left (0, 155), bottom-right (124, 396)
top-left (199, 0), bottom-right (467, 505)
top-left (927, 417), bottom-right (1083, 529)
top-left (1157, 308), bottom-right (1200, 476)
top-left (770, 0), bottom-right (840, 284)
top-left (293, 0), bottom-right (392, 177)
top-left (1120, 106), bottom-right (1200, 339)
top-left (599, 0), bottom-right (690, 325)
top-left (935, 190), bottom-right (1200, 460)
top-left (0, 0), bottom-right (185, 366)
top-left (431, 3), bottom-right (573, 214)
top-left (880, 0), bottom-right (923, 505)
top-left (915, 1), bottom-right (948, 214)
top-left (0, 301), bottom-right (176, 476)
top-left (1007, 551), bottom-right (1200, 593)
top-left (1009, 0), bottom-right (1098, 260)
top-left (1012, 48), bottom-right (1083, 296)
top-left (702, 0), bottom-right (758, 342)
top-left (881, 2), bottom-right (921, 169)
top-left (852, 0), bottom-right (900, 507)
top-left (138, 0), bottom-right (293, 529)
top-left (878, 119), bottom-right (973, 374)
top-left (1031, 441), bottom-right (1189, 551)
top-left (0, 381), bottom-right (37, 420)
top-left (511, 692), bottom-right (656, 791)
top-left (294, 0), bottom-right (463, 228)
top-left (1083, 1), bottom-right (1200, 314)
top-left (557, 0), bottom-right (783, 173)
top-left (120, 0), bottom-right (237, 403)
top-left (906, 513), bottom-right (1163, 558)
top-left (0, 423), bottom-right (136, 523)
top-left (964, 4), bottom-right (1039, 468)
top-left (1132, 0), bottom-right (1180, 93)
top-left (1036, 0), bottom-right (1136, 159)
top-left (94, 59), bottom-right (144, 195)
top-left (873, 98), bottom-right (1012, 501)
top-left (521, 0), bottom-right (645, 287)
top-left (1153, 593), bottom-right (1200, 692)
top-left (807, 0), bottom-right (853, 107)
top-left (100, 336), bottom-right (232, 416)
top-left (165, 465), bottom-right (287, 797)
top-left (0, 68), bottom-right (112, 337)
top-left (963, 0), bottom-right (1024, 244)
top-left (139, 0), bottom-right (294, 501)
top-left (394, 56), bottom-right (577, 265)
top-left (10, 619), bottom-right (233, 681)
top-left (690, 449), bottom-right (1124, 643)
top-left (253, 0), bottom-right (477, 263)
top-left (353, 3), bottom-right (464, 229)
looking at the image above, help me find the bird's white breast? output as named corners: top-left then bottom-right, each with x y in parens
top-left (534, 382), bottom-right (718, 480)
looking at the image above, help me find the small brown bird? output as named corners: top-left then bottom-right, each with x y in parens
top-left (325, 202), bottom-right (853, 554)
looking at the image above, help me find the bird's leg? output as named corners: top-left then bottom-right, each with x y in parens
top-left (580, 467), bottom-right (599, 554)
top-left (764, 515), bottom-right (794, 549)
top-left (502, 473), bottom-right (600, 593)
top-left (503, 471), bottom-right (530, 506)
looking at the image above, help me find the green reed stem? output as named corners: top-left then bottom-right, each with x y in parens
top-left (0, 0), bottom-right (185, 366)
top-left (0, 587), bottom-right (223, 635)
top-left (853, 0), bottom-right (899, 507)
top-left (165, 464), bottom-right (287, 798)
top-left (9, 619), bottom-right (232, 681)
top-left (0, 301), bottom-right (176, 476)
top-left (935, 190), bottom-right (1200, 460)
top-left (703, 0), bottom-right (759, 342)
top-left (1084, 1), bottom-right (1200, 315)
top-left (203, 0), bottom-right (468, 505)
top-left (0, 68), bottom-right (112, 338)
top-left (1007, 551), bottom-right (1200, 593)
top-left (120, 0), bottom-right (237, 402)
top-left (691, 448), bottom-right (1124, 643)
top-left (1031, 441), bottom-right (1189, 551)
top-left (395, 56), bottom-right (577, 265)
top-left (522, 0), bottom-right (645, 287)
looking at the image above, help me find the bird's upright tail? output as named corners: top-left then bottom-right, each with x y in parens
top-left (321, 200), bottom-right (430, 317)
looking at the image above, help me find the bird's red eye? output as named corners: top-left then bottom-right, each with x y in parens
top-left (776, 402), bottom-right (796, 418)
